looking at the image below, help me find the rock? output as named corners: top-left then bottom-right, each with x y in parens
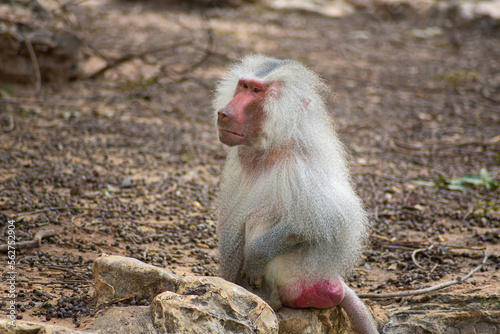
top-left (91, 254), bottom-right (181, 306)
top-left (382, 288), bottom-right (500, 334)
top-left (456, 1), bottom-right (500, 22)
top-left (19, 254), bottom-right (499, 333)
top-left (352, 0), bottom-right (500, 27)
top-left (475, 1), bottom-right (500, 20)
top-left (90, 255), bottom-right (278, 333)
top-left (0, 319), bottom-right (92, 334)
top-left (87, 306), bottom-right (156, 334)
top-left (267, 0), bottom-right (355, 17)
top-left (120, 177), bottom-right (133, 188)
top-left (372, 0), bottom-right (435, 17)
top-left (276, 307), bottom-right (351, 334)
top-left (151, 276), bottom-right (278, 333)
top-left (197, 0), bottom-right (259, 6)
top-left (143, 0), bottom-right (259, 7)
top-left (88, 254), bottom-right (500, 333)
top-left (87, 272), bottom-right (278, 333)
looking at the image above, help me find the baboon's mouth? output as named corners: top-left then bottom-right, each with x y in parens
top-left (221, 129), bottom-right (244, 137)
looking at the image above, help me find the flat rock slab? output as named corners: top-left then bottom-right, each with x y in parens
top-left (277, 307), bottom-right (352, 334)
top-left (0, 319), bottom-right (92, 334)
top-left (86, 306), bottom-right (156, 334)
top-left (91, 254), bottom-right (180, 306)
top-left (382, 287), bottom-right (500, 334)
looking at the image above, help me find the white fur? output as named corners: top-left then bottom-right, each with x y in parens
top-left (215, 55), bottom-right (369, 287)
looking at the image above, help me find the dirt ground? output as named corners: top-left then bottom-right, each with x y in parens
top-left (0, 0), bottom-right (499, 330)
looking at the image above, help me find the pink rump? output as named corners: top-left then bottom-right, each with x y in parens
top-left (279, 277), bottom-right (344, 309)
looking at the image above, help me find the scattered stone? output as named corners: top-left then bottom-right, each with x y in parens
top-left (197, 0), bottom-right (259, 6)
top-left (457, 1), bottom-right (500, 21)
top-left (91, 254), bottom-right (181, 306)
top-left (120, 177), bottom-right (133, 188)
top-left (267, 0), bottom-right (356, 17)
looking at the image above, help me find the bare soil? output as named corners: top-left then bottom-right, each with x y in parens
top-left (0, 0), bottom-right (499, 330)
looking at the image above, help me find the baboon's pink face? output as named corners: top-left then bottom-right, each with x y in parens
top-left (217, 79), bottom-right (268, 147)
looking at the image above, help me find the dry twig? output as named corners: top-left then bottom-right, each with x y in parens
top-left (411, 244), bottom-right (435, 269)
top-left (359, 250), bottom-right (489, 299)
top-left (3, 114), bottom-right (15, 132)
top-left (25, 37), bottom-right (42, 94)
top-left (0, 230), bottom-right (56, 253)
